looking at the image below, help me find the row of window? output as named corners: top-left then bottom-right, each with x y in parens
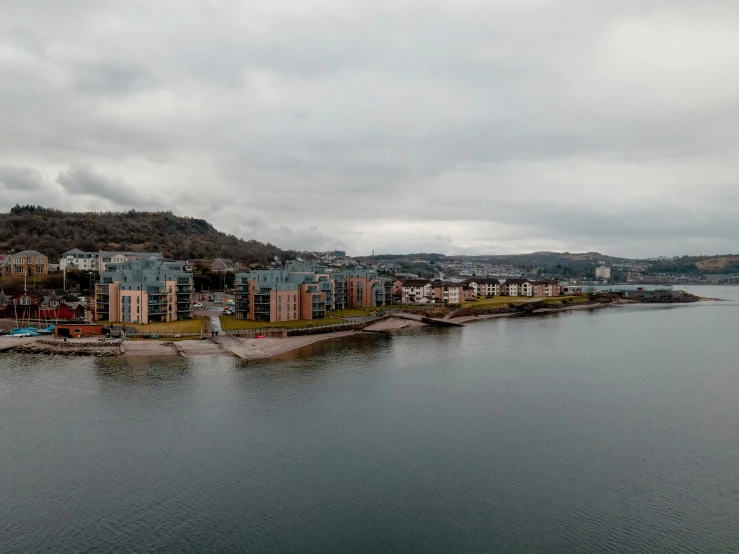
top-left (11, 258), bottom-right (45, 264)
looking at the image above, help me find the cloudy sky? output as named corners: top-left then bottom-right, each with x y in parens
top-left (1, 0), bottom-right (738, 257)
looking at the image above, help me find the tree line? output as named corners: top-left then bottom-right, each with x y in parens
top-left (1, 205), bottom-right (295, 264)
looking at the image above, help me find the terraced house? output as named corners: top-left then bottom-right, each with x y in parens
top-left (95, 258), bottom-right (193, 323)
top-left (234, 264), bottom-right (388, 322)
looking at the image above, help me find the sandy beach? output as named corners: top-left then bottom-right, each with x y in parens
top-left (219, 331), bottom-right (359, 359)
top-left (363, 317), bottom-right (425, 331)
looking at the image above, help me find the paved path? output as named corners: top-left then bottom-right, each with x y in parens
top-left (0, 337), bottom-right (39, 352)
top-left (216, 332), bottom-right (358, 360)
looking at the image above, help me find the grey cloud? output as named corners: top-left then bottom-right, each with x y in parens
top-left (0, 166), bottom-right (45, 190)
top-left (72, 61), bottom-right (156, 96)
top-left (55, 165), bottom-right (154, 208)
top-left (1, 0), bottom-right (738, 255)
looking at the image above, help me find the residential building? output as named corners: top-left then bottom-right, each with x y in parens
top-left (533, 280), bottom-right (562, 297)
top-left (432, 281), bottom-right (464, 304)
top-left (501, 279), bottom-right (561, 297)
top-left (6, 250), bottom-right (48, 277)
top-left (399, 279), bottom-right (433, 303)
top-left (462, 285), bottom-right (475, 301)
top-left (59, 250), bottom-right (164, 272)
top-left (95, 258), bottom-right (193, 323)
top-left (501, 278), bottom-right (530, 296)
top-left (234, 264), bottom-right (389, 322)
top-left (343, 270), bottom-right (387, 308)
top-left (0, 290), bottom-right (84, 321)
top-left (98, 251), bottom-right (163, 272)
top-left (59, 249), bottom-right (98, 271)
top-left (234, 263), bottom-right (334, 322)
top-left (463, 278), bottom-right (500, 297)
top-left (211, 259), bottom-right (240, 273)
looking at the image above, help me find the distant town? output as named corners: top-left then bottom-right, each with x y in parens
top-left (0, 247), bottom-right (730, 328)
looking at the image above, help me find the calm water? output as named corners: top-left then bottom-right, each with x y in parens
top-left (2, 286), bottom-right (739, 553)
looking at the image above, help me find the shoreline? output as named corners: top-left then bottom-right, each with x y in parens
top-left (1, 294), bottom-right (713, 360)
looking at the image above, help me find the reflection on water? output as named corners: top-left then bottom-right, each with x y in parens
top-left (1, 286), bottom-right (739, 553)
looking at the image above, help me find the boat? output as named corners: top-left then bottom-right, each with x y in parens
top-left (36, 325), bottom-right (55, 336)
top-left (9, 329), bottom-right (39, 337)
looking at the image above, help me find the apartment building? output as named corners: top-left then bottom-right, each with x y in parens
top-left (432, 281), bottom-right (464, 304)
top-left (5, 250), bottom-right (48, 277)
top-left (343, 270), bottom-right (387, 308)
top-left (464, 278), bottom-right (501, 297)
top-left (95, 258), bottom-right (193, 323)
top-left (235, 264), bottom-right (333, 322)
top-left (399, 279), bottom-right (434, 303)
top-left (59, 249), bottom-right (98, 271)
top-left (533, 280), bottom-right (562, 297)
top-left (234, 264), bottom-right (389, 322)
top-left (98, 251), bottom-right (163, 272)
top-left (501, 279), bottom-right (561, 297)
top-left (501, 278), bottom-right (530, 296)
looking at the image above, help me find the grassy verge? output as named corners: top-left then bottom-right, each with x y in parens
top-left (220, 315), bottom-right (341, 330)
top-left (96, 319), bottom-right (204, 333)
top-left (326, 308), bottom-right (374, 318)
top-left (461, 297), bottom-right (528, 309)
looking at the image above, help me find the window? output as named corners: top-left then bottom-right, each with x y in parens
top-left (14, 257), bottom-right (23, 264)
top-left (20, 296), bottom-right (31, 305)
top-left (14, 267), bottom-right (23, 273)
top-left (36, 258), bottom-right (44, 264)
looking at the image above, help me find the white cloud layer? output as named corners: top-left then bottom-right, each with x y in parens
top-left (1, 0), bottom-right (738, 256)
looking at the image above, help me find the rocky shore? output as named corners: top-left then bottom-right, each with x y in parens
top-left (10, 338), bottom-right (123, 357)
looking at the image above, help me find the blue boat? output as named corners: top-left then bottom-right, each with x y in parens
top-left (36, 325), bottom-right (55, 336)
top-left (10, 329), bottom-right (39, 337)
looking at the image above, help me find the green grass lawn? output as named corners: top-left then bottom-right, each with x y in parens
top-left (97, 319), bottom-right (205, 333)
top-left (220, 315), bottom-right (342, 330)
top-left (325, 308), bottom-right (374, 318)
top-left (460, 296), bottom-right (526, 309)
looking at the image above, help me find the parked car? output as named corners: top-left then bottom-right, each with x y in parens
top-left (193, 302), bottom-right (203, 308)
top-left (223, 309), bottom-right (234, 315)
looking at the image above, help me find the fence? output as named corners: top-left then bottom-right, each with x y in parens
top-left (223, 310), bottom-right (386, 338)
top-left (121, 331), bottom-right (205, 339)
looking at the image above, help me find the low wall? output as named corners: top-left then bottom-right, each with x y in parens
top-left (225, 312), bottom-right (389, 338)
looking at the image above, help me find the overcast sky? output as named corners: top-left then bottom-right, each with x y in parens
top-left (1, 0), bottom-right (738, 257)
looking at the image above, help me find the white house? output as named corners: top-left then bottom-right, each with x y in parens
top-left (401, 279), bottom-right (433, 303)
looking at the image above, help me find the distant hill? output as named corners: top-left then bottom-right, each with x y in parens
top-left (0, 205), bottom-right (292, 264)
top-left (649, 255), bottom-right (739, 274)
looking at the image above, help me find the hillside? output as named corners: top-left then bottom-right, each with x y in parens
top-left (650, 255), bottom-right (739, 274)
top-left (0, 205), bottom-right (291, 264)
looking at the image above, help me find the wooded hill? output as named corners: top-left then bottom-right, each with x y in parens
top-left (0, 205), bottom-right (292, 264)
